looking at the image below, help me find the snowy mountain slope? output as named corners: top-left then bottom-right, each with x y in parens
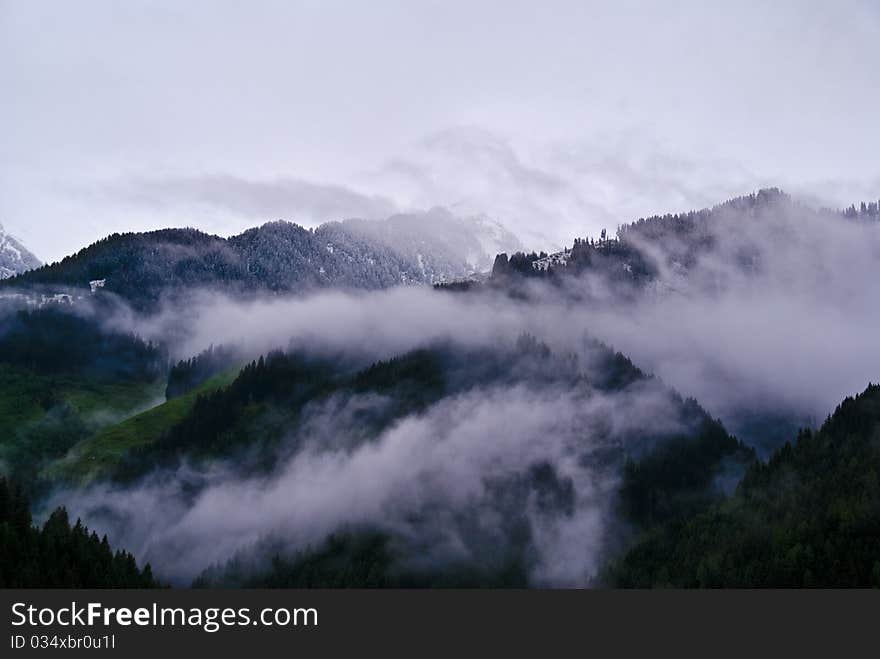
top-left (0, 224), bottom-right (41, 279)
top-left (334, 207), bottom-right (523, 281)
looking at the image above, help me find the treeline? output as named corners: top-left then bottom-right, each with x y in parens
top-left (166, 345), bottom-right (237, 400)
top-left (618, 188), bottom-right (790, 245)
top-left (489, 190), bottom-right (794, 285)
top-left (184, 339), bottom-right (757, 589)
top-left (842, 200), bottom-right (880, 221)
top-left (115, 336), bottom-right (738, 497)
top-left (609, 383), bottom-right (880, 587)
top-left (0, 308), bottom-right (165, 381)
top-left (491, 251), bottom-right (547, 277)
top-left (0, 476), bottom-right (157, 587)
top-left (490, 234), bottom-right (654, 287)
top-left (0, 221), bottom-right (434, 310)
top-left (0, 228), bottom-right (244, 309)
top-left (487, 188), bottom-right (880, 293)
top-left (113, 339), bottom-right (537, 481)
top-left (115, 352), bottom-right (343, 480)
top-left (619, 409), bottom-right (756, 530)
top-left (115, 348), bottom-right (453, 482)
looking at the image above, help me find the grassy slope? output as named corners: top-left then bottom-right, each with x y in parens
top-left (0, 366), bottom-right (163, 429)
top-left (45, 369), bottom-right (240, 484)
top-left (0, 366), bottom-right (164, 470)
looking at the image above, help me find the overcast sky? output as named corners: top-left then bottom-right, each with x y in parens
top-left (2, 0), bottom-right (879, 262)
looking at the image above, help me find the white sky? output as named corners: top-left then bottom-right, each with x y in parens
top-left (2, 0), bottom-right (879, 261)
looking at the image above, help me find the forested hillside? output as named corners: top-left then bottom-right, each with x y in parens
top-left (3, 188), bottom-right (880, 588)
top-left (609, 383), bottom-right (880, 587)
top-left (487, 189), bottom-right (880, 294)
top-left (0, 308), bottom-right (167, 492)
top-left (0, 476), bottom-right (156, 587)
top-left (65, 335), bottom-right (755, 586)
top-left (0, 211), bottom-right (519, 309)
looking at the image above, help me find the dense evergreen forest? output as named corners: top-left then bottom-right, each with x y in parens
top-left (195, 414), bottom-right (754, 588)
top-left (3, 305), bottom-right (834, 588)
top-left (117, 345), bottom-right (472, 482)
top-left (0, 225), bottom-right (423, 310)
top-left (165, 345), bottom-right (238, 400)
top-left (0, 476), bottom-right (156, 587)
top-left (3, 190), bottom-right (880, 588)
top-left (609, 383), bottom-right (880, 587)
top-left (483, 189), bottom-right (880, 296)
top-left (171, 338), bottom-right (755, 587)
top-left (0, 307), bottom-right (165, 380)
top-left (0, 212), bottom-right (519, 309)
top-left (110, 337), bottom-right (747, 496)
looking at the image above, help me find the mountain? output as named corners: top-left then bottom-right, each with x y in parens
top-left (0, 475), bottom-right (157, 587)
top-left (334, 207), bottom-right (522, 279)
top-left (0, 211), bottom-right (521, 309)
top-left (0, 223), bottom-right (41, 279)
top-left (0, 223), bottom-right (426, 309)
top-left (450, 188), bottom-right (880, 455)
top-left (489, 188), bottom-right (880, 295)
top-left (609, 382), bottom-right (880, 587)
top-left (45, 334), bottom-right (753, 586)
top-left (5, 189), bottom-right (879, 588)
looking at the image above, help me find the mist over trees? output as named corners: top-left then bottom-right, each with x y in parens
top-left (2, 189), bottom-right (880, 588)
top-left (165, 345), bottom-right (238, 400)
top-left (49, 333), bottom-right (759, 586)
top-left (0, 210), bottom-right (521, 310)
top-left (0, 476), bottom-right (156, 588)
top-left (0, 307), bottom-right (167, 494)
top-left (0, 307), bottom-right (165, 381)
top-left (488, 189), bottom-right (851, 289)
top-left (609, 383), bottom-right (880, 588)
top-left (479, 189), bottom-right (880, 452)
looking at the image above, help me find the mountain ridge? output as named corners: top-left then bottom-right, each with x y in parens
top-left (13, 188), bottom-right (878, 307)
top-left (1, 210), bottom-right (521, 309)
top-left (488, 188), bottom-right (880, 290)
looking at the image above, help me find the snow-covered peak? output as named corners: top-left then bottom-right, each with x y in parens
top-left (0, 224), bottom-right (41, 279)
top-left (336, 208), bottom-right (523, 280)
top-left (464, 213), bottom-right (523, 266)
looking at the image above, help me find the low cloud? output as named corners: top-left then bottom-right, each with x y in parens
top-left (55, 372), bottom-right (685, 586)
top-left (106, 174), bottom-right (400, 227)
top-left (43, 189), bottom-right (880, 585)
top-left (363, 126), bottom-right (768, 251)
top-left (109, 188), bottom-right (880, 443)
